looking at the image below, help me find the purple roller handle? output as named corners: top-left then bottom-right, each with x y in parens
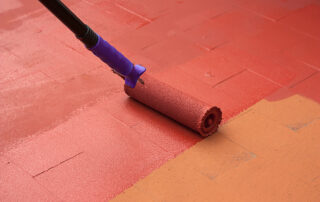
top-left (89, 35), bottom-right (146, 88)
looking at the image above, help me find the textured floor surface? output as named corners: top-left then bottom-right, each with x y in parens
top-left (0, 0), bottom-right (320, 201)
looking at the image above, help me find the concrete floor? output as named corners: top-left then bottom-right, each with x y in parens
top-left (0, 0), bottom-right (320, 201)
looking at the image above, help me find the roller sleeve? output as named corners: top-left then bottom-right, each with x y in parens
top-left (124, 73), bottom-right (222, 137)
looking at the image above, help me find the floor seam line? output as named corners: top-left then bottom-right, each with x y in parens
top-left (33, 151), bottom-right (84, 178)
top-left (289, 71), bottom-right (318, 88)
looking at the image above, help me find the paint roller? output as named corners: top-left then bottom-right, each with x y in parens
top-left (39, 0), bottom-right (222, 136)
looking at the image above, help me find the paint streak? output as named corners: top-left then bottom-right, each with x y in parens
top-left (0, 69), bottom-right (123, 152)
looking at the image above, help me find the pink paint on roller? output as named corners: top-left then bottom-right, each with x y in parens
top-left (125, 73), bottom-right (222, 137)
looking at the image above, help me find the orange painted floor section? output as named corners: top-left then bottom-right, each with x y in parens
top-left (1, 0), bottom-right (320, 201)
top-left (112, 95), bottom-right (320, 201)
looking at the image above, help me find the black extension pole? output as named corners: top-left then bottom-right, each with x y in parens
top-left (39, 0), bottom-right (146, 88)
top-left (39, 0), bottom-right (98, 48)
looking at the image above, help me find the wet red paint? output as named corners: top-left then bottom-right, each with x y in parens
top-left (179, 48), bottom-right (245, 86)
top-left (30, 108), bottom-right (171, 201)
top-left (215, 44), bottom-right (317, 87)
top-left (214, 70), bottom-right (280, 108)
top-left (291, 73), bottom-right (320, 102)
top-left (237, 0), bottom-right (315, 21)
top-left (1, 0), bottom-right (320, 201)
top-left (181, 7), bottom-right (273, 50)
top-left (135, 36), bottom-right (205, 70)
top-left (266, 73), bottom-right (320, 102)
top-left (280, 4), bottom-right (320, 40)
top-left (101, 92), bottom-right (201, 154)
top-left (0, 156), bottom-right (61, 201)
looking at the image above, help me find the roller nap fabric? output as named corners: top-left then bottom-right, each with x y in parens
top-left (125, 73), bottom-right (222, 137)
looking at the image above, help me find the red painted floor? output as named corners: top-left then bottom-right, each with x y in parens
top-left (1, 0), bottom-right (320, 201)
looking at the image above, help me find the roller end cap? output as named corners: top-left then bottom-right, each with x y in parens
top-left (199, 107), bottom-right (222, 137)
top-left (125, 64), bottom-right (146, 88)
